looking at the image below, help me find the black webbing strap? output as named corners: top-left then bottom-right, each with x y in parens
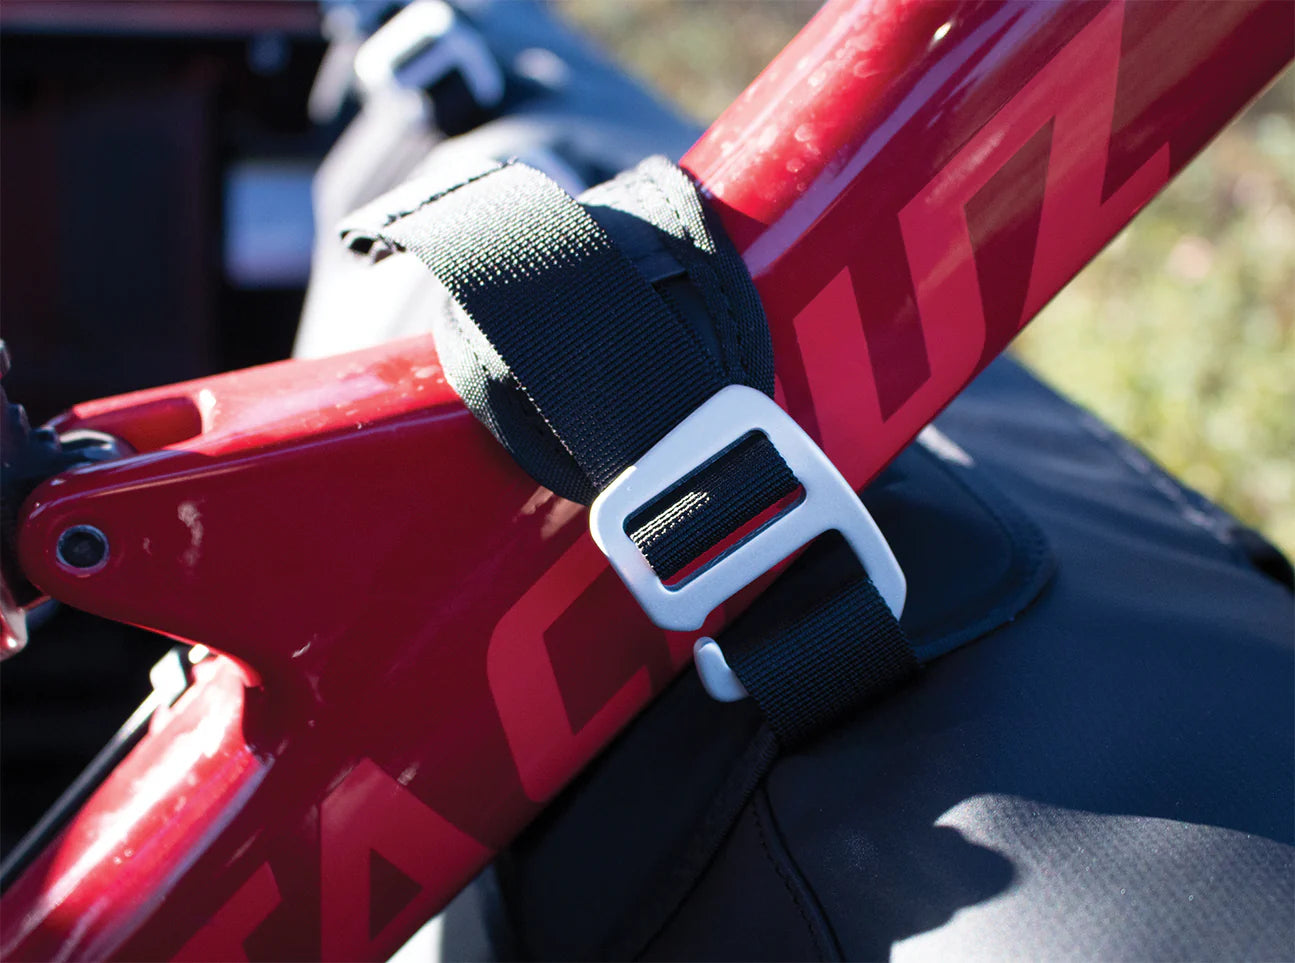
top-left (352, 158), bottom-right (800, 574)
top-left (628, 432), bottom-right (797, 580)
top-left (383, 163), bottom-right (723, 489)
top-left (344, 157), bottom-right (917, 746)
top-left (725, 572), bottom-right (917, 747)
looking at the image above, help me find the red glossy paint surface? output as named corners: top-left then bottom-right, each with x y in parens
top-left (1, 657), bottom-right (265, 962)
top-left (2, 1), bottom-right (1290, 959)
top-left (685, 0), bottom-right (1292, 488)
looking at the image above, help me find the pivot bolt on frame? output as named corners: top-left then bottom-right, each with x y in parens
top-left (55, 526), bottom-right (109, 573)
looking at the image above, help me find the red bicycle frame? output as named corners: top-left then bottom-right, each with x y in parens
top-left (2, 1), bottom-right (1290, 959)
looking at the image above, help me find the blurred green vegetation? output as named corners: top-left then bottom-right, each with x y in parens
top-left (562, 1), bottom-right (1295, 558)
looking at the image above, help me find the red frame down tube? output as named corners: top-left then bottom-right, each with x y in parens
top-left (2, 1), bottom-right (1290, 959)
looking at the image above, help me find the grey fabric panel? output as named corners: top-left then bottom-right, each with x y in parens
top-left (642, 791), bottom-right (841, 962)
top-left (895, 797), bottom-right (1295, 961)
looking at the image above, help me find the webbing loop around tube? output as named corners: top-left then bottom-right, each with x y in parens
top-left (343, 157), bottom-right (918, 745)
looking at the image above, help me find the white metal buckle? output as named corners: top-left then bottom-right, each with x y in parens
top-left (590, 385), bottom-right (906, 701)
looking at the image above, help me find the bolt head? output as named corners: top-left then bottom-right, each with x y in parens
top-left (56, 525), bottom-right (110, 573)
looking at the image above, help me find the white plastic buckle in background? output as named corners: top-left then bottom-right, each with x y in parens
top-left (354, 0), bottom-right (505, 108)
top-left (590, 385), bottom-right (905, 702)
